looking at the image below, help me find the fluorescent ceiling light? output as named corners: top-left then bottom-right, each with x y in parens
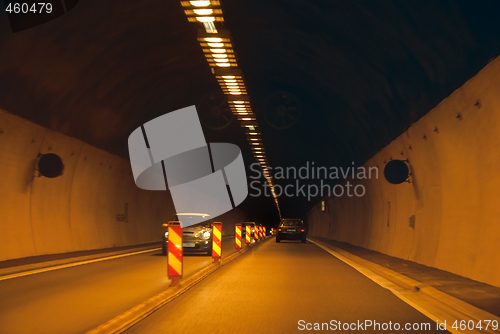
top-left (202, 22), bottom-right (217, 33)
top-left (190, 1), bottom-right (210, 7)
top-left (194, 9), bottom-right (213, 15)
top-left (197, 16), bottom-right (215, 22)
top-left (205, 37), bottom-right (222, 42)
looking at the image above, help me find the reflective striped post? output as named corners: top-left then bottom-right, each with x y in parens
top-left (254, 225), bottom-right (259, 242)
top-left (263, 226), bottom-right (266, 237)
top-left (235, 223), bottom-right (242, 250)
top-left (167, 221), bottom-right (183, 286)
top-left (259, 225), bottom-right (263, 239)
top-left (212, 222), bottom-right (222, 263)
top-left (245, 225), bottom-right (251, 244)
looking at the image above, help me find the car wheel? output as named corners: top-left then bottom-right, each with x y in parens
top-left (276, 237), bottom-right (280, 243)
top-left (162, 243), bottom-right (167, 255)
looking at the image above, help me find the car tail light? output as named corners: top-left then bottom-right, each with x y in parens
top-left (278, 228), bottom-right (281, 231)
top-left (301, 229), bottom-right (305, 232)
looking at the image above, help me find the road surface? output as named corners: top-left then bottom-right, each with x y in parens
top-left (125, 239), bottom-right (449, 333)
top-left (0, 237), bottom-right (239, 334)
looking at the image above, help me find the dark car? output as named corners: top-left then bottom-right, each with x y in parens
top-left (162, 213), bottom-right (213, 255)
top-left (276, 219), bottom-right (306, 243)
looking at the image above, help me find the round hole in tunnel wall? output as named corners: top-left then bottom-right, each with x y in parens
top-left (37, 153), bottom-right (64, 178)
top-left (383, 160), bottom-right (409, 184)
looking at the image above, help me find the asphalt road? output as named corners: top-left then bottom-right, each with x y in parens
top-left (125, 239), bottom-right (450, 334)
top-left (0, 236), bottom-right (239, 334)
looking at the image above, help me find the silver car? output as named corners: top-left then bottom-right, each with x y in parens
top-left (162, 213), bottom-right (213, 255)
top-left (181, 223), bottom-right (213, 255)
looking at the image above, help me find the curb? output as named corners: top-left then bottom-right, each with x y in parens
top-left (2, 238), bottom-right (236, 279)
top-left (0, 246), bottom-right (161, 281)
top-left (86, 236), bottom-right (271, 334)
top-left (309, 238), bottom-right (500, 334)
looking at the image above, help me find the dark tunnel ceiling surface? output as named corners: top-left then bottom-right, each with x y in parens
top-left (0, 0), bottom-right (499, 220)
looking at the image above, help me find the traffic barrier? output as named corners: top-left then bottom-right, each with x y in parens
top-left (259, 225), bottom-right (263, 239)
top-left (167, 221), bottom-right (183, 286)
top-left (245, 225), bottom-right (251, 244)
top-left (212, 222), bottom-right (222, 263)
top-left (254, 225), bottom-right (259, 242)
top-left (235, 223), bottom-right (242, 250)
top-left (263, 226), bottom-right (266, 237)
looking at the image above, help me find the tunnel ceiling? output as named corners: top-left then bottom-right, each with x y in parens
top-left (1, 0), bottom-right (499, 220)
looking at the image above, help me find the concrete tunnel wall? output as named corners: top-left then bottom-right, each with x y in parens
top-left (0, 109), bottom-right (247, 262)
top-left (307, 56), bottom-right (500, 288)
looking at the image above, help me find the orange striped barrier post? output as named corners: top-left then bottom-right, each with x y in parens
top-left (235, 223), bottom-right (242, 250)
top-left (167, 221), bottom-right (183, 286)
top-left (254, 225), bottom-right (259, 242)
top-left (263, 226), bottom-right (266, 237)
top-left (245, 225), bottom-right (251, 244)
top-left (259, 225), bottom-right (263, 239)
top-left (212, 222), bottom-right (222, 263)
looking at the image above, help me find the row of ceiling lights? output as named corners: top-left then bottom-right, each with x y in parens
top-left (181, 0), bottom-right (281, 217)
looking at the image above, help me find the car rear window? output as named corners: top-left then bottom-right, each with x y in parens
top-left (281, 220), bottom-right (302, 226)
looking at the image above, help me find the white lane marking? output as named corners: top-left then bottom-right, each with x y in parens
top-left (308, 239), bottom-right (481, 334)
top-left (1, 236), bottom-right (235, 282)
top-left (0, 248), bottom-right (161, 282)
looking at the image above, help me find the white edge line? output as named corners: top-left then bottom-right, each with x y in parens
top-left (0, 248), bottom-right (162, 282)
top-left (1, 237), bottom-right (234, 282)
top-left (309, 239), bottom-right (466, 334)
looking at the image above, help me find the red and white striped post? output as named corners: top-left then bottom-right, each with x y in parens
top-left (212, 222), bottom-right (222, 263)
top-left (245, 225), bottom-right (251, 244)
top-left (235, 223), bottom-right (242, 250)
top-left (167, 221), bottom-right (183, 286)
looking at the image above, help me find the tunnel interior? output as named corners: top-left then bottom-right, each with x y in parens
top-left (1, 0), bottom-right (500, 288)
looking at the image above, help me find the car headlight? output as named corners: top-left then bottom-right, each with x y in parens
top-left (202, 231), bottom-right (211, 239)
top-left (164, 232), bottom-right (169, 238)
